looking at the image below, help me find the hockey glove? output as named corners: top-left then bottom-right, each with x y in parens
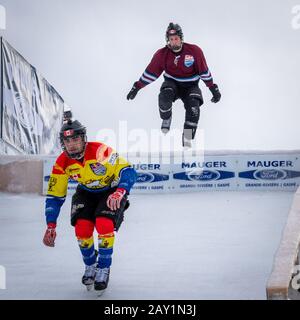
top-left (43, 223), bottom-right (57, 247)
top-left (209, 84), bottom-right (221, 103)
top-left (127, 82), bottom-right (140, 100)
top-left (107, 188), bottom-right (126, 211)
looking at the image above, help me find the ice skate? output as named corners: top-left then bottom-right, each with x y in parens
top-left (182, 133), bottom-right (192, 149)
top-left (82, 263), bottom-right (96, 291)
top-left (161, 116), bottom-right (172, 134)
top-left (94, 267), bottom-right (110, 294)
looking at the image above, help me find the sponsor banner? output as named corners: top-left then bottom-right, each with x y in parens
top-left (171, 154), bottom-right (236, 192)
top-left (237, 154), bottom-right (300, 191)
top-left (43, 151), bottom-right (300, 195)
top-left (131, 161), bottom-right (171, 193)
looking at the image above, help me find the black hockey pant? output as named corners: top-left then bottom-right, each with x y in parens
top-left (158, 79), bottom-right (203, 139)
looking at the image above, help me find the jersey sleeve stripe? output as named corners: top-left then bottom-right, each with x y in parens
top-left (143, 70), bottom-right (158, 81)
top-left (140, 75), bottom-right (153, 84)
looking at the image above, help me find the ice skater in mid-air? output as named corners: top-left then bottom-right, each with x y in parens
top-left (43, 113), bottom-right (137, 294)
top-left (127, 22), bottom-right (221, 148)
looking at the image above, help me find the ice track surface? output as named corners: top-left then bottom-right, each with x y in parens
top-left (0, 191), bottom-right (293, 299)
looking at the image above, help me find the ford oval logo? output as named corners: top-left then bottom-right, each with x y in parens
top-left (187, 170), bottom-right (220, 181)
top-left (254, 169), bottom-right (286, 180)
top-left (136, 173), bottom-right (155, 183)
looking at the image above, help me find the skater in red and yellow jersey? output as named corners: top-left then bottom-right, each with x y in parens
top-left (43, 117), bottom-right (137, 293)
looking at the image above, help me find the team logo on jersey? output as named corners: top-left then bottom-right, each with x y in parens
top-left (48, 177), bottom-right (57, 192)
top-left (184, 55), bottom-right (194, 67)
top-left (89, 163), bottom-right (107, 175)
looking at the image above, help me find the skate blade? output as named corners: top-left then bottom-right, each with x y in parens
top-left (182, 138), bottom-right (192, 149)
top-left (161, 128), bottom-right (169, 135)
top-left (86, 284), bottom-right (93, 291)
top-left (96, 289), bottom-right (106, 298)
top-left (183, 144), bottom-right (192, 150)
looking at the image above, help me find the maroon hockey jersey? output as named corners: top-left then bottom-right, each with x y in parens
top-left (136, 43), bottom-right (214, 89)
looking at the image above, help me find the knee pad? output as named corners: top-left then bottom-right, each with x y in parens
top-left (75, 219), bottom-right (94, 239)
top-left (159, 90), bottom-right (174, 119)
top-left (188, 92), bottom-right (203, 106)
top-left (95, 217), bottom-right (114, 235)
top-left (159, 87), bottom-right (175, 113)
top-left (159, 87), bottom-right (175, 103)
top-left (185, 96), bottom-right (201, 109)
top-left (160, 86), bottom-right (176, 100)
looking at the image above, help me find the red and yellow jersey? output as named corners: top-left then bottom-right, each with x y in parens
top-left (47, 142), bottom-right (134, 198)
top-left (45, 142), bottom-right (137, 224)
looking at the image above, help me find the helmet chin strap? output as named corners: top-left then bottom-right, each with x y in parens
top-left (65, 135), bottom-right (87, 160)
top-left (68, 151), bottom-right (84, 160)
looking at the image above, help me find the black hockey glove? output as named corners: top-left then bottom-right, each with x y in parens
top-left (114, 198), bottom-right (130, 232)
top-left (127, 82), bottom-right (140, 100)
top-left (209, 84), bottom-right (221, 103)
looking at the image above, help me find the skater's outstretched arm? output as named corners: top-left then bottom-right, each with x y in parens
top-left (127, 48), bottom-right (165, 100)
top-left (194, 45), bottom-right (221, 103)
top-left (43, 153), bottom-right (69, 247)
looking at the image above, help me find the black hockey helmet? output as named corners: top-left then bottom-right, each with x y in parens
top-left (59, 119), bottom-right (87, 159)
top-left (165, 22), bottom-right (184, 42)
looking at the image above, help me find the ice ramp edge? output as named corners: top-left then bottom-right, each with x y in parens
top-left (266, 187), bottom-right (300, 300)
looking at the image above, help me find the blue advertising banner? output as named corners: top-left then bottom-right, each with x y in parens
top-left (237, 154), bottom-right (300, 190)
top-left (42, 151), bottom-right (300, 195)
